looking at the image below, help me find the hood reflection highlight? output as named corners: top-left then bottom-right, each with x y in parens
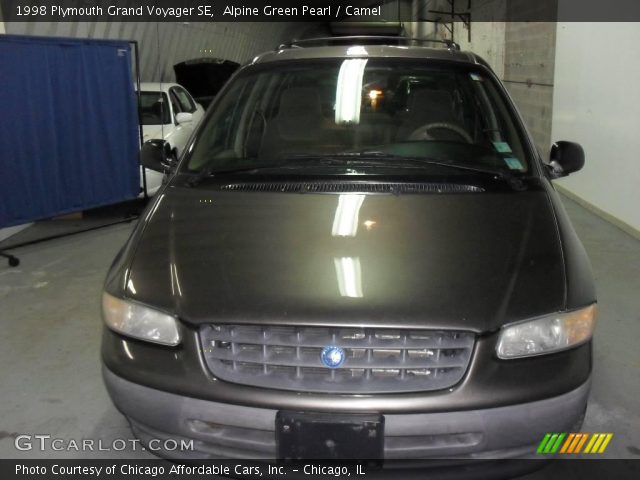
top-left (332, 194), bottom-right (365, 237)
top-left (334, 256), bottom-right (363, 298)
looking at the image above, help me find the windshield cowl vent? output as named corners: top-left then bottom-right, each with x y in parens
top-left (220, 182), bottom-right (484, 194)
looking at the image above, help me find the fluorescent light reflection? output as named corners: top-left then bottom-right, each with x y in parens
top-left (335, 58), bottom-right (368, 124)
top-left (170, 263), bottom-right (183, 297)
top-left (332, 194), bottom-right (365, 237)
top-left (334, 257), bottom-right (363, 298)
top-left (346, 46), bottom-right (368, 56)
top-left (122, 340), bottom-right (134, 360)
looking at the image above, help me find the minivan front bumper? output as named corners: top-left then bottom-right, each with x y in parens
top-left (103, 366), bottom-right (590, 460)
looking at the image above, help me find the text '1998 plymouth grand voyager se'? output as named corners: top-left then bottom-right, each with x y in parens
top-left (101, 37), bottom-right (597, 461)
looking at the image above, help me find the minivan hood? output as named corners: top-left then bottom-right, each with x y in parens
top-left (125, 184), bottom-right (564, 332)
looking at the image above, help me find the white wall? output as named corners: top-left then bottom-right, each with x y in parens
top-left (552, 23), bottom-right (640, 234)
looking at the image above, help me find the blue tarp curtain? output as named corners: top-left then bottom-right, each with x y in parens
top-left (0, 35), bottom-right (140, 228)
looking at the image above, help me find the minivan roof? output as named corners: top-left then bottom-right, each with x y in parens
top-left (251, 39), bottom-right (483, 67)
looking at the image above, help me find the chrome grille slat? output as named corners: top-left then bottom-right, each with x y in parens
top-left (207, 326), bottom-right (470, 349)
top-left (200, 325), bottom-right (474, 393)
top-left (206, 346), bottom-right (469, 369)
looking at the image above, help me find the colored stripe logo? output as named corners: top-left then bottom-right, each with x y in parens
top-left (537, 433), bottom-right (613, 454)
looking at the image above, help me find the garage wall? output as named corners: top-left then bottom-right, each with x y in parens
top-left (453, 0), bottom-right (506, 79)
top-left (503, 22), bottom-right (556, 156)
top-left (450, 0), bottom-right (556, 156)
top-left (454, 21), bottom-right (505, 79)
top-left (3, 22), bottom-right (305, 81)
top-left (552, 22), bottom-right (640, 236)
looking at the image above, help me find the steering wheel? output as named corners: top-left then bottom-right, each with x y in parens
top-left (408, 122), bottom-right (474, 144)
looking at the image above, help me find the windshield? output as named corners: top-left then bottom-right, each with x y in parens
top-left (139, 91), bottom-right (171, 125)
top-left (184, 59), bottom-right (532, 175)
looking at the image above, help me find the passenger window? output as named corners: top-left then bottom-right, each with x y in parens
top-left (139, 92), bottom-right (171, 125)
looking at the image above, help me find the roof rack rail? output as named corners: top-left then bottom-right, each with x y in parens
top-left (278, 36), bottom-right (461, 51)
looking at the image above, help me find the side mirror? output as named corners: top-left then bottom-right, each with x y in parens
top-left (548, 141), bottom-right (585, 178)
top-left (175, 112), bottom-right (193, 125)
top-left (140, 139), bottom-right (174, 173)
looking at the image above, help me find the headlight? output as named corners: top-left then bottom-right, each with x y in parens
top-left (496, 304), bottom-right (597, 359)
top-left (102, 292), bottom-right (181, 346)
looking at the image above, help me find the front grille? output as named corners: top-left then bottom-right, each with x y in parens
top-left (199, 325), bottom-right (475, 393)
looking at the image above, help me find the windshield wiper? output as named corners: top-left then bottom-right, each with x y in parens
top-left (186, 155), bottom-right (367, 186)
top-left (293, 152), bottom-right (518, 180)
top-left (186, 162), bottom-right (289, 187)
top-left (295, 152), bottom-right (528, 189)
top-left (186, 151), bottom-right (522, 187)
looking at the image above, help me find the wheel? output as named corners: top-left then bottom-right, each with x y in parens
top-left (8, 256), bottom-right (19, 267)
top-left (408, 122), bottom-right (474, 143)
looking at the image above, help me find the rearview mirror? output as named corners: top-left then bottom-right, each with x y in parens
top-left (548, 141), bottom-right (585, 178)
top-left (140, 139), bottom-right (174, 173)
top-left (175, 112), bottom-right (193, 125)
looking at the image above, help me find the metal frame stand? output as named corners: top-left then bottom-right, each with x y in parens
top-left (0, 252), bottom-right (20, 267)
top-left (0, 215), bottom-right (139, 267)
top-left (1, 39), bottom-right (144, 268)
top-left (418, 0), bottom-right (472, 43)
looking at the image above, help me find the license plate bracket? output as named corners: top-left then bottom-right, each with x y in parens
top-left (276, 411), bottom-right (384, 460)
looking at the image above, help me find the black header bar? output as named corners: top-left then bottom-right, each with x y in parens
top-left (2, 0), bottom-right (640, 22)
top-left (1, 459), bottom-right (640, 479)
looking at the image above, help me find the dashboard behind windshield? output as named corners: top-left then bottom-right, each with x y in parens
top-left (185, 59), bottom-right (532, 175)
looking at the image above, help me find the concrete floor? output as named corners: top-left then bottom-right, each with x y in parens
top-left (0, 195), bottom-right (638, 465)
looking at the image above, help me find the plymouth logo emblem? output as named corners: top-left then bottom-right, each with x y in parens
top-left (320, 346), bottom-right (345, 368)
